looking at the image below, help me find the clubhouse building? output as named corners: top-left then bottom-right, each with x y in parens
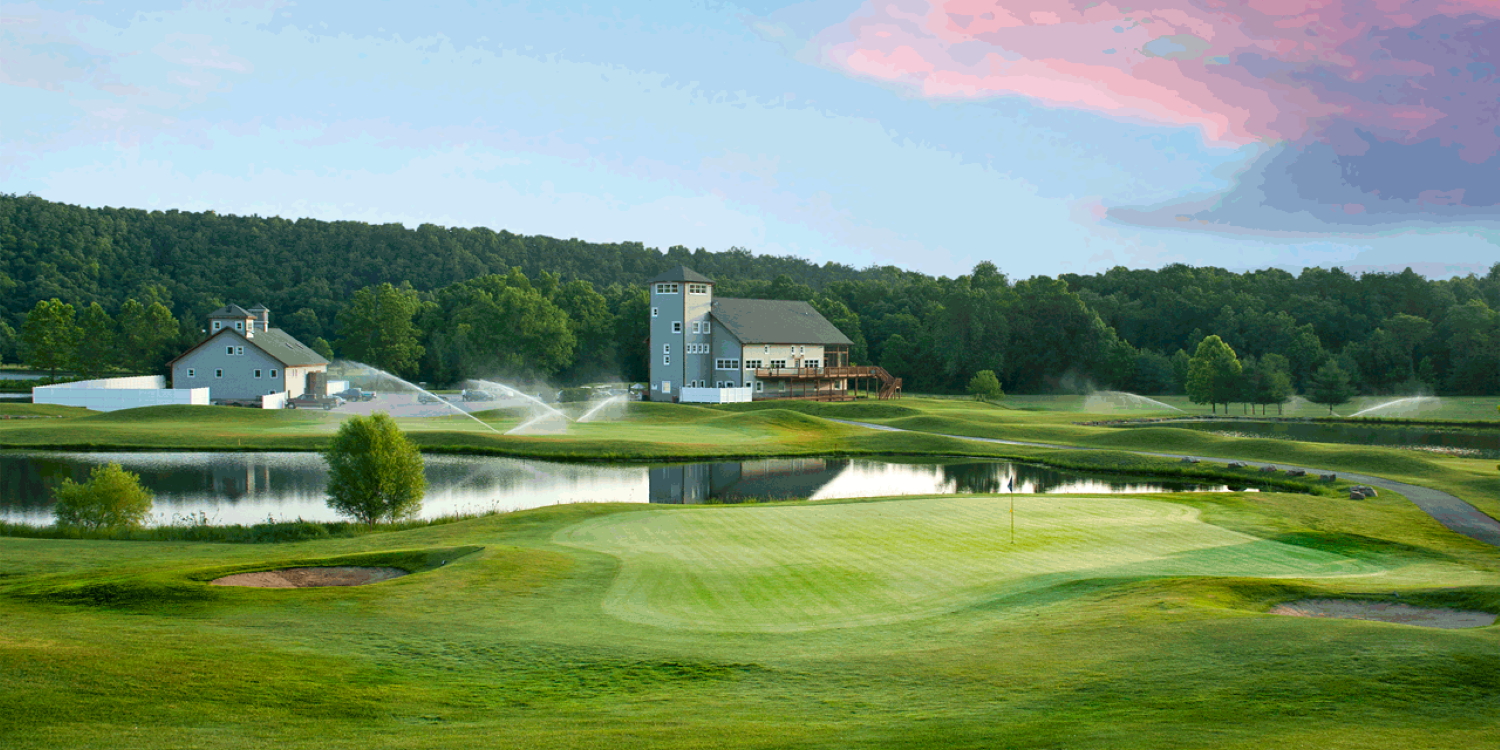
top-left (646, 267), bottom-right (900, 403)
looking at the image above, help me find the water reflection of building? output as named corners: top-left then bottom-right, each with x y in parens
top-left (649, 458), bottom-right (848, 504)
top-left (210, 462), bottom-right (275, 499)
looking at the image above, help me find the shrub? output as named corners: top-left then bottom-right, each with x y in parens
top-left (967, 370), bottom-right (1004, 401)
top-left (52, 463), bottom-right (154, 530)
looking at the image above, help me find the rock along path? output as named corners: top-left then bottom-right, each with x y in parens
top-left (830, 419), bottom-right (1500, 549)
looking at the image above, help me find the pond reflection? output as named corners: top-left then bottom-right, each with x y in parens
top-left (0, 451), bottom-right (1247, 526)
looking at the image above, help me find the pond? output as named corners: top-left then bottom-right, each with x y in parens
top-left (0, 452), bottom-right (1249, 527)
top-left (1112, 419), bottom-right (1500, 459)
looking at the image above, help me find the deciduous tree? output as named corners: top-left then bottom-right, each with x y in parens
top-left (323, 413), bottom-right (426, 526)
top-left (336, 283), bottom-right (425, 378)
top-left (52, 463), bottom-right (154, 531)
top-left (1185, 335), bottom-right (1242, 414)
top-left (72, 302), bottom-right (116, 378)
top-left (21, 299), bottom-right (82, 379)
top-left (967, 370), bottom-right (1004, 401)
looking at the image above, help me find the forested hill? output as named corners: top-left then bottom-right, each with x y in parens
top-left (0, 192), bottom-right (912, 328)
top-left (2, 193), bottom-right (1498, 395)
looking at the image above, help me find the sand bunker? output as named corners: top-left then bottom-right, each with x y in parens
top-left (1270, 599), bottom-right (1496, 629)
top-left (211, 566), bottom-right (408, 588)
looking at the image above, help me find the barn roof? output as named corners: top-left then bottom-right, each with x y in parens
top-left (710, 298), bottom-right (853, 346)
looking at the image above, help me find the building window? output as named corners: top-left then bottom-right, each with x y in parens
top-left (663, 344), bottom-right (671, 354)
top-left (799, 345), bottom-right (805, 354)
top-left (662, 381), bottom-right (671, 393)
top-left (688, 283), bottom-right (708, 295)
top-left (692, 321), bottom-right (700, 334)
top-left (715, 359), bottom-right (740, 370)
top-left (703, 322), bottom-right (711, 334)
top-left (655, 283), bottom-right (679, 294)
top-left (770, 360), bottom-right (787, 369)
top-left (663, 354), bottom-right (670, 365)
top-left (270, 369), bottom-right (278, 378)
top-left (215, 369), bottom-right (223, 378)
top-left (672, 321), bottom-right (682, 333)
top-left (254, 369), bottom-right (262, 379)
top-left (805, 360), bottom-right (821, 369)
top-left (212, 321), bottom-right (222, 331)
top-left (651, 307), bottom-right (659, 318)
top-left (763, 345), bottom-right (769, 353)
top-left (744, 360), bottom-right (762, 369)
top-left (756, 381), bottom-right (764, 392)
top-left (744, 381), bottom-right (752, 388)
top-left (187, 368), bottom-right (196, 378)
top-left (226, 346), bottom-right (234, 355)
top-left (237, 346), bottom-right (244, 356)
top-left (235, 321), bottom-right (243, 330)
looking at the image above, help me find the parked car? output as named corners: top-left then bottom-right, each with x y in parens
top-left (461, 389), bottom-right (494, 402)
top-left (288, 394), bottom-right (345, 410)
top-left (417, 392), bottom-right (445, 404)
top-left (335, 388), bottom-right (377, 402)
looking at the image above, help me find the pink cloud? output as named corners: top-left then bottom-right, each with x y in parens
top-left (817, 0), bottom-right (1500, 158)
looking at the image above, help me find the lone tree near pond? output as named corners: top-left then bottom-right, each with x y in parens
top-left (324, 413), bottom-right (426, 526)
top-left (1186, 335), bottom-right (1243, 414)
top-left (967, 370), bottom-right (1004, 401)
top-left (52, 463), bottom-right (154, 530)
top-left (1307, 362), bottom-right (1357, 415)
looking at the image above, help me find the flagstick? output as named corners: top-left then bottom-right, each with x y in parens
top-left (1010, 475), bottom-right (1015, 545)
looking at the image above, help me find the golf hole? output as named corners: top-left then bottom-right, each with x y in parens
top-left (211, 566), bottom-right (408, 588)
top-left (1270, 599), bottom-right (1497, 629)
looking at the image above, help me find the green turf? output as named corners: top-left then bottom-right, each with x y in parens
top-left (555, 495), bottom-right (1385, 632)
top-left (2, 491), bottom-right (1498, 749)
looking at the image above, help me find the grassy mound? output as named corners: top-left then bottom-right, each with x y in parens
top-left (76, 404), bottom-right (325, 424)
top-left (555, 496), bottom-right (1384, 632)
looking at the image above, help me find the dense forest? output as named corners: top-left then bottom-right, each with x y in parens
top-left (2, 193), bottom-right (1497, 396)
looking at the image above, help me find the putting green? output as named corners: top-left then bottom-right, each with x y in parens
top-left (555, 496), bottom-right (1385, 632)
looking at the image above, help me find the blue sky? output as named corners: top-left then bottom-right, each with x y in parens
top-left (4, 1), bottom-right (1497, 279)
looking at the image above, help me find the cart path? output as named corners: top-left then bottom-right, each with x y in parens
top-left (830, 419), bottom-right (1500, 548)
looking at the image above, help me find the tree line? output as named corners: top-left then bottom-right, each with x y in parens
top-left (3, 193), bottom-right (1498, 396)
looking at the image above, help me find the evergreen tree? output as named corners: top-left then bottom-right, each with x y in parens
top-left (1307, 362), bottom-right (1357, 415)
top-left (1185, 335), bottom-right (1242, 414)
top-left (20, 299), bottom-right (82, 379)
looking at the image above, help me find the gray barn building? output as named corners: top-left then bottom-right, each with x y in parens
top-left (646, 267), bottom-right (900, 402)
top-left (168, 304), bottom-right (329, 403)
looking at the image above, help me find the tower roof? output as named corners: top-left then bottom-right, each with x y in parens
top-left (208, 304), bottom-right (253, 318)
top-left (647, 266), bottom-right (715, 284)
top-left (247, 303), bottom-right (269, 313)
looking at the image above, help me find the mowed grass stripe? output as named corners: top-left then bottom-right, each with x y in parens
top-left (555, 496), bottom-right (1386, 632)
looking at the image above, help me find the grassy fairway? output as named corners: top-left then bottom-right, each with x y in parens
top-left (557, 496), bottom-right (1382, 632)
top-left (2, 491), bottom-right (1498, 749)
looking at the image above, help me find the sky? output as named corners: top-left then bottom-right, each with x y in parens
top-left (4, 0), bottom-right (1499, 280)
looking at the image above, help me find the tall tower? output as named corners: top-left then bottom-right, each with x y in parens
top-left (646, 266), bottom-right (715, 402)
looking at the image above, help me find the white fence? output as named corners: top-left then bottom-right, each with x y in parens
top-left (261, 391), bottom-right (288, 410)
top-left (33, 376), bottom-right (210, 412)
top-left (679, 386), bottom-right (754, 404)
